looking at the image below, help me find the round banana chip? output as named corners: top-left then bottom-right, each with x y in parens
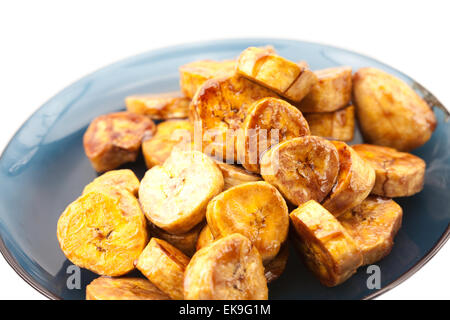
top-left (290, 200), bottom-right (363, 287)
top-left (339, 196), bottom-right (403, 265)
top-left (136, 238), bottom-right (190, 300)
top-left (238, 97), bottom-right (310, 173)
top-left (184, 233), bottom-right (268, 300)
top-left (264, 243), bottom-right (289, 283)
top-left (206, 181), bottom-right (289, 262)
top-left (321, 141), bottom-right (375, 217)
top-left (139, 150), bottom-right (224, 234)
top-left (125, 92), bottom-right (190, 120)
top-left (82, 169), bottom-right (140, 196)
top-left (57, 189), bottom-right (148, 276)
top-left (196, 225), bottom-right (215, 251)
top-left (260, 136), bottom-right (339, 206)
top-left (352, 144), bottom-right (426, 197)
top-left (86, 277), bottom-right (170, 300)
top-left (215, 161), bottom-right (261, 190)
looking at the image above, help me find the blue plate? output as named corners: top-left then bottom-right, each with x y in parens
top-left (0, 39), bottom-right (449, 300)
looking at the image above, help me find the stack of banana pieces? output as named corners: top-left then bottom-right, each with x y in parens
top-left (57, 46), bottom-right (437, 300)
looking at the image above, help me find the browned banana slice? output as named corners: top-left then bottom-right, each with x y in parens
top-left (237, 47), bottom-right (317, 102)
top-left (353, 67), bottom-right (436, 151)
top-left (82, 169), bottom-right (140, 196)
top-left (125, 92), bottom-right (190, 120)
top-left (139, 150), bottom-right (224, 234)
top-left (290, 200), bottom-right (363, 286)
top-left (179, 59), bottom-right (236, 98)
top-left (264, 243), bottom-right (289, 283)
top-left (83, 112), bottom-right (155, 172)
top-left (206, 181), bottom-right (289, 262)
top-left (190, 74), bottom-right (279, 161)
top-left (136, 238), bottom-right (189, 300)
top-left (196, 225), bottom-right (215, 251)
top-left (260, 136), bottom-right (339, 206)
top-left (238, 97), bottom-right (310, 173)
top-left (352, 144), bottom-right (426, 197)
top-left (321, 141), bottom-right (375, 217)
top-left (57, 189), bottom-right (148, 276)
top-left (297, 67), bottom-right (352, 113)
top-left (215, 161), bottom-right (261, 190)
top-left (142, 119), bottom-right (193, 168)
top-left (304, 105), bottom-right (355, 141)
top-left (184, 233), bottom-right (268, 300)
top-left (339, 196), bottom-right (402, 265)
top-left (86, 277), bottom-right (170, 300)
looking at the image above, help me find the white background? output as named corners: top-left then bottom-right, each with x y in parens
top-left (0, 0), bottom-right (449, 300)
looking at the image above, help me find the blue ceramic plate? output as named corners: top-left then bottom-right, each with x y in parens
top-left (0, 39), bottom-right (449, 300)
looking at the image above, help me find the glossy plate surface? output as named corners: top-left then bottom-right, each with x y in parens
top-left (0, 39), bottom-right (449, 300)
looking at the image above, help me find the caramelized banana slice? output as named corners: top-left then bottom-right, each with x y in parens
top-left (352, 144), bottom-right (426, 197)
top-left (297, 67), bottom-right (352, 113)
top-left (190, 74), bottom-right (279, 161)
top-left (179, 59), bottom-right (236, 98)
top-left (86, 277), bottom-right (170, 300)
top-left (237, 47), bottom-right (317, 102)
top-left (196, 225), bottom-right (215, 251)
top-left (142, 120), bottom-right (193, 168)
top-left (184, 233), bottom-right (268, 300)
top-left (238, 97), bottom-right (310, 173)
top-left (216, 161), bottom-right (261, 189)
top-left (264, 243), bottom-right (289, 283)
top-left (322, 141), bottom-right (375, 217)
top-left (339, 196), bottom-right (403, 265)
top-left (57, 189), bottom-right (148, 276)
top-left (304, 105), bottom-right (355, 141)
top-left (139, 150), bottom-right (224, 234)
top-left (290, 200), bottom-right (363, 286)
top-left (260, 136), bottom-right (339, 206)
top-left (125, 92), bottom-right (190, 120)
top-left (82, 169), bottom-right (140, 196)
top-left (83, 112), bottom-right (155, 172)
top-left (353, 67), bottom-right (436, 151)
top-left (136, 238), bottom-right (189, 300)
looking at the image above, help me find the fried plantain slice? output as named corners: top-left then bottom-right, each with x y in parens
top-left (238, 97), bottom-right (310, 173)
top-left (353, 67), bottom-right (436, 151)
top-left (86, 277), bottom-right (170, 300)
top-left (352, 144), bottom-right (426, 197)
top-left (57, 189), bottom-right (148, 276)
top-left (82, 169), bottom-right (140, 196)
top-left (321, 141), bottom-right (375, 217)
top-left (297, 67), bottom-right (352, 113)
top-left (260, 136), bottom-right (339, 206)
top-left (264, 243), bottom-right (289, 283)
top-left (139, 150), bottom-right (224, 234)
top-left (338, 196), bottom-right (402, 265)
top-left (196, 225), bottom-right (215, 251)
top-left (184, 233), bottom-right (268, 300)
top-left (142, 119), bottom-right (194, 168)
top-left (136, 238), bottom-right (190, 300)
top-left (83, 112), bottom-right (155, 172)
top-left (237, 47), bottom-right (317, 102)
top-left (190, 74), bottom-right (279, 161)
top-left (304, 105), bottom-right (355, 141)
top-left (125, 92), bottom-right (190, 120)
top-left (215, 161), bottom-right (262, 190)
top-left (290, 200), bottom-right (363, 286)
top-left (179, 59), bottom-right (236, 98)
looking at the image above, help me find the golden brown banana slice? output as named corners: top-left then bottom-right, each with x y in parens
top-left (206, 181), bottom-right (289, 262)
top-left (264, 243), bottom-right (289, 283)
top-left (237, 47), bottom-right (317, 102)
top-left (179, 59), bottom-right (236, 98)
top-left (125, 92), bottom-right (190, 120)
top-left (352, 144), bottom-right (426, 197)
top-left (184, 233), bottom-right (268, 300)
top-left (297, 67), bottom-right (352, 113)
top-left (260, 136), bottom-right (339, 206)
top-left (290, 200), bottom-right (363, 286)
top-left (196, 225), bottom-right (215, 251)
top-left (83, 112), bottom-right (155, 172)
top-left (353, 67), bottom-right (436, 151)
top-left (215, 161), bottom-right (262, 189)
top-left (304, 105), bottom-right (355, 141)
top-left (190, 74), bottom-right (279, 161)
top-left (142, 120), bottom-right (194, 168)
top-left (82, 169), bottom-right (140, 196)
top-left (238, 97), bottom-right (310, 173)
top-left (139, 150), bottom-right (224, 234)
top-left (57, 189), bottom-right (148, 276)
top-left (136, 238), bottom-right (189, 300)
top-left (86, 277), bottom-right (170, 300)
top-left (321, 141), bottom-right (375, 217)
top-left (339, 196), bottom-right (403, 265)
